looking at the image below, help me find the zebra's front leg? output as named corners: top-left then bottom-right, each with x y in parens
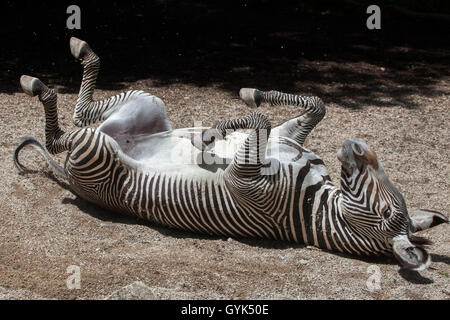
top-left (207, 111), bottom-right (272, 178)
top-left (240, 88), bottom-right (326, 146)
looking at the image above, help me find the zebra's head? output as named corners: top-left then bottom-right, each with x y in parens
top-left (337, 138), bottom-right (448, 270)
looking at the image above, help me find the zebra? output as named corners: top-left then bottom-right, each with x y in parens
top-left (14, 37), bottom-right (447, 271)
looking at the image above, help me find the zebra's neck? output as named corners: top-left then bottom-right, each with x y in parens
top-left (312, 182), bottom-right (391, 256)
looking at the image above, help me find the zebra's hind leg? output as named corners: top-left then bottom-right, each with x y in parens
top-left (239, 88), bottom-right (326, 146)
top-left (70, 36), bottom-right (93, 61)
top-left (70, 37), bottom-right (102, 126)
top-left (19, 75), bottom-right (80, 155)
top-left (70, 37), bottom-right (161, 128)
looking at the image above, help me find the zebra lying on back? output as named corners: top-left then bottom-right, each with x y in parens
top-left (15, 37), bottom-right (447, 271)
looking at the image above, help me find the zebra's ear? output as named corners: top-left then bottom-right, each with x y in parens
top-left (409, 209), bottom-right (448, 233)
top-left (392, 235), bottom-right (431, 271)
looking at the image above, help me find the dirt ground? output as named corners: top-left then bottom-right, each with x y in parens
top-left (1, 53), bottom-right (449, 299)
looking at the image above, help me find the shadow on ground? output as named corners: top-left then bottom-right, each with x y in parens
top-left (1, 1), bottom-right (450, 109)
top-left (61, 189), bottom-right (302, 249)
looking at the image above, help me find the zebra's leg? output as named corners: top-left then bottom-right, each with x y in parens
top-left (20, 75), bottom-right (79, 154)
top-left (205, 111), bottom-right (272, 177)
top-left (70, 37), bottom-right (172, 131)
top-left (70, 37), bottom-right (103, 126)
top-left (240, 89), bottom-right (326, 146)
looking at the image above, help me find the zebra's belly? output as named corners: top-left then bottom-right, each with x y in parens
top-left (109, 128), bottom-right (248, 175)
top-left (107, 127), bottom-right (326, 175)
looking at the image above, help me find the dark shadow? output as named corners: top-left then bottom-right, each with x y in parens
top-left (43, 172), bottom-right (72, 190)
top-left (2, 0), bottom-right (449, 110)
top-left (331, 251), bottom-right (397, 266)
top-left (398, 269), bottom-right (434, 284)
top-left (431, 253), bottom-right (450, 265)
top-left (17, 169), bottom-right (71, 191)
top-left (238, 237), bottom-right (304, 250)
top-left (61, 196), bottom-right (146, 226)
top-left (61, 193), bottom-right (301, 249)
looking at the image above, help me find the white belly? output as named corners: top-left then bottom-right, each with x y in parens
top-left (108, 128), bottom-right (247, 175)
top-left (103, 127), bottom-right (328, 178)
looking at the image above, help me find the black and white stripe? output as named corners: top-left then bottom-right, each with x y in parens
top-left (73, 48), bottom-right (149, 127)
top-left (240, 89), bottom-right (326, 146)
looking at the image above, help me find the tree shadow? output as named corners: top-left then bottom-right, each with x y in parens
top-left (2, 0), bottom-right (449, 110)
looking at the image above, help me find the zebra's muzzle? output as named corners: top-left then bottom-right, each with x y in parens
top-left (392, 234), bottom-right (431, 271)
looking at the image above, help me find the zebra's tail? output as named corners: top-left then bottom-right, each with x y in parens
top-left (14, 137), bottom-right (67, 179)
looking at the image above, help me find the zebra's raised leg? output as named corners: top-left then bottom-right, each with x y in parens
top-left (20, 76), bottom-right (80, 155)
top-left (240, 88), bottom-right (326, 146)
top-left (206, 111), bottom-right (272, 178)
top-left (70, 37), bottom-right (103, 126)
top-left (15, 76), bottom-right (84, 178)
top-left (70, 37), bottom-right (172, 133)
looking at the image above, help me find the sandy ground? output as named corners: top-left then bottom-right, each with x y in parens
top-left (0, 61), bottom-right (449, 300)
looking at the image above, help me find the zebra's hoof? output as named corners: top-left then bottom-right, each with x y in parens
top-left (239, 88), bottom-right (263, 108)
top-left (70, 37), bottom-right (91, 60)
top-left (20, 75), bottom-right (45, 97)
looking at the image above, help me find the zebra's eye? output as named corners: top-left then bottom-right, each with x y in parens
top-left (383, 207), bottom-right (392, 219)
